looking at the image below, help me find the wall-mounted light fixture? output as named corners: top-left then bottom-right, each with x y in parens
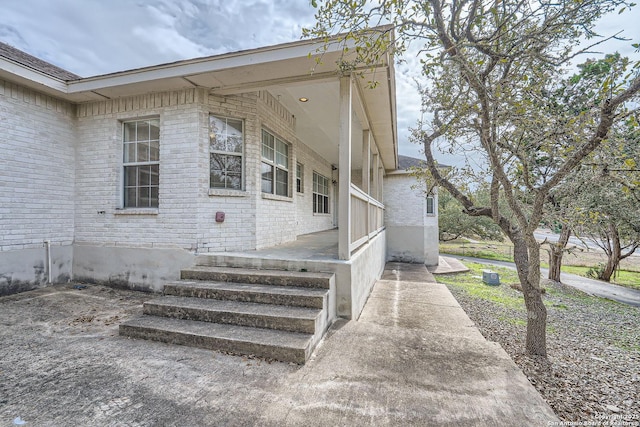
top-left (298, 97), bottom-right (309, 102)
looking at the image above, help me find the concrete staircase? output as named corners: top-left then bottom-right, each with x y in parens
top-left (119, 266), bottom-right (336, 364)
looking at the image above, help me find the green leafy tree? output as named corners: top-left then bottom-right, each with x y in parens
top-left (307, 0), bottom-right (640, 357)
top-left (569, 134), bottom-right (640, 281)
top-left (439, 191), bottom-right (504, 241)
top-left (540, 54), bottom-right (632, 282)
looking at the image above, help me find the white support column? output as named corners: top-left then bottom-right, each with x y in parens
top-left (362, 130), bottom-right (371, 194)
top-left (378, 163), bottom-right (384, 203)
top-left (338, 76), bottom-right (353, 260)
top-left (372, 153), bottom-right (380, 201)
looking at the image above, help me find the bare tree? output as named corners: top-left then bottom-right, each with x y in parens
top-left (307, 0), bottom-right (640, 356)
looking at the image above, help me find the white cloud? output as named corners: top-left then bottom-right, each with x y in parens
top-left (2, 0), bottom-right (637, 164)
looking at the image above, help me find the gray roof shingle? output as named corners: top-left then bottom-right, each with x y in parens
top-left (0, 41), bottom-right (81, 81)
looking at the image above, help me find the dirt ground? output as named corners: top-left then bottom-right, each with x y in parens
top-left (0, 273), bottom-right (557, 427)
top-left (0, 284), bottom-right (295, 426)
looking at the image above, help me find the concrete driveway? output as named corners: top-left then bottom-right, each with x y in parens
top-left (0, 264), bottom-right (557, 426)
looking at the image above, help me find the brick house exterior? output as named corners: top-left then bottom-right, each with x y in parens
top-left (0, 34), bottom-right (439, 318)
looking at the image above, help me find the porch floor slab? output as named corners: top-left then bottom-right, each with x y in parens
top-left (0, 262), bottom-right (557, 426)
top-left (206, 228), bottom-right (340, 261)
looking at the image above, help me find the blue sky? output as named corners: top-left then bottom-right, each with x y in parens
top-left (1, 0), bottom-right (637, 164)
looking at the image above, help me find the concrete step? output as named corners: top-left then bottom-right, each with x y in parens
top-left (119, 316), bottom-right (312, 364)
top-left (164, 280), bottom-right (328, 309)
top-left (144, 296), bottom-right (321, 334)
top-left (194, 253), bottom-right (334, 274)
top-left (181, 266), bottom-right (333, 289)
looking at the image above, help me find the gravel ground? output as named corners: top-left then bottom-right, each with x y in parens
top-left (443, 276), bottom-right (640, 424)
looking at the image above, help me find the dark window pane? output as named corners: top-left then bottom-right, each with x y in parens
top-left (150, 186), bottom-right (159, 207)
top-left (262, 130), bottom-right (274, 160)
top-left (137, 141), bottom-right (150, 162)
top-left (261, 162), bottom-right (273, 193)
top-left (137, 121), bottom-right (151, 141)
top-left (226, 173), bottom-right (242, 190)
top-left (210, 170), bottom-right (226, 188)
top-left (124, 166), bottom-right (137, 187)
top-left (210, 153), bottom-right (225, 171)
top-left (124, 142), bottom-right (136, 163)
top-left (139, 186), bottom-right (150, 207)
top-left (149, 120), bottom-right (160, 140)
top-left (149, 140), bottom-right (159, 161)
top-left (226, 155), bottom-right (242, 173)
top-left (209, 116), bottom-right (227, 151)
top-left (228, 136), bottom-right (242, 153)
top-left (150, 165), bottom-right (159, 186)
top-left (276, 169), bottom-right (288, 196)
top-left (124, 122), bottom-right (136, 142)
top-left (139, 166), bottom-right (151, 186)
top-left (125, 187), bottom-right (137, 208)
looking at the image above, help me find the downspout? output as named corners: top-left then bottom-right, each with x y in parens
top-left (43, 240), bottom-right (52, 284)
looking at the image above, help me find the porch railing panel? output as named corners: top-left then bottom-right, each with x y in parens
top-left (349, 183), bottom-right (384, 253)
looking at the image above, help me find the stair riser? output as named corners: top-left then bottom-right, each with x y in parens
top-left (119, 324), bottom-right (308, 364)
top-left (144, 303), bottom-right (318, 334)
top-left (163, 285), bottom-right (325, 309)
top-left (180, 270), bottom-right (330, 289)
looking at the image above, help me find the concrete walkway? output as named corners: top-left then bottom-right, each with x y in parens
top-left (447, 254), bottom-right (640, 307)
top-left (0, 264), bottom-right (558, 426)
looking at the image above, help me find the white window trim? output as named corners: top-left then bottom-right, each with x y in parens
top-left (296, 162), bottom-right (304, 194)
top-left (209, 114), bottom-right (245, 191)
top-left (122, 118), bottom-right (160, 209)
top-left (261, 129), bottom-right (291, 198)
top-left (313, 171), bottom-right (330, 214)
top-left (426, 195), bottom-right (435, 216)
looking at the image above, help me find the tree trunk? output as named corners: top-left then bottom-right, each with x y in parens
top-left (599, 223), bottom-right (621, 282)
top-left (512, 236), bottom-right (547, 357)
top-left (548, 226), bottom-right (571, 282)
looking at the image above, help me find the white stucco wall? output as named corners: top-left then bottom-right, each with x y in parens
top-left (0, 79), bottom-right (76, 294)
top-left (383, 171), bottom-right (439, 265)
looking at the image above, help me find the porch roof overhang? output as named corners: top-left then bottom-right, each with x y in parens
top-left (0, 28), bottom-right (398, 170)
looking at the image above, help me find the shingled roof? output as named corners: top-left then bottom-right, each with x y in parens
top-left (0, 41), bottom-right (81, 81)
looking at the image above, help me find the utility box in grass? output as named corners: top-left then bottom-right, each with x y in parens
top-left (482, 270), bottom-right (500, 286)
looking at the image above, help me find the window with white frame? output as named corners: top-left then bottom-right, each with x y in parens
top-left (209, 115), bottom-right (243, 190)
top-left (123, 118), bottom-right (160, 208)
top-left (296, 163), bottom-right (304, 193)
top-left (426, 195), bottom-right (435, 215)
top-left (313, 172), bottom-right (329, 214)
top-left (261, 129), bottom-right (289, 197)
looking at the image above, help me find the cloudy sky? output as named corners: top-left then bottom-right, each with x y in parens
top-left (1, 0), bottom-right (638, 162)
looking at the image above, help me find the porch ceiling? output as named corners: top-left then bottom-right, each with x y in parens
top-left (5, 30), bottom-right (397, 170)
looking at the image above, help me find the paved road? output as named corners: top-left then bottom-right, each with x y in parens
top-left (446, 254), bottom-right (640, 307)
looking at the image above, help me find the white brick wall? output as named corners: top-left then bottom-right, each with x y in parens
top-left (384, 171), bottom-right (440, 265)
top-left (199, 93), bottom-right (259, 252)
top-left (74, 89), bottom-right (202, 250)
top-left (0, 79), bottom-right (76, 251)
top-left (255, 91), bottom-right (335, 249)
top-left (295, 142), bottom-right (334, 236)
top-left (384, 173), bottom-right (426, 227)
top-left (2, 83), bottom-right (340, 259)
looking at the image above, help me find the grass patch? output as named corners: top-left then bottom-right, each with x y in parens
top-left (560, 265), bottom-right (640, 291)
top-left (441, 238), bottom-right (640, 290)
top-left (437, 262), bottom-right (525, 310)
top-left (440, 241), bottom-right (514, 262)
